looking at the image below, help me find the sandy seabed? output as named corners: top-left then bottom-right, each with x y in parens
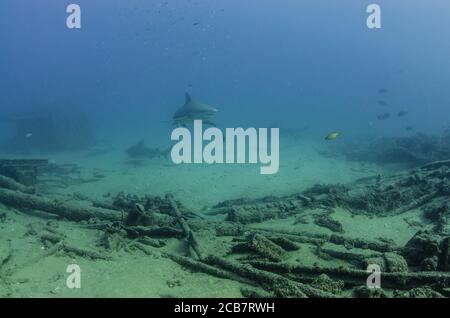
top-left (0, 138), bottom-right (421, 297)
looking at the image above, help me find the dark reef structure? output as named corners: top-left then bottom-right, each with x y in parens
top-left (0, 107), bottom-right (95, 154)
top-left (344, 132), bottom-right (450, 167)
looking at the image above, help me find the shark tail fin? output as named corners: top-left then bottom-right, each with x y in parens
top-left (185, 92), bottom-right (192, 104)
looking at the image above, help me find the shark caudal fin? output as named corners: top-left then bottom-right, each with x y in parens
top-left (185, 92), bottom-right (192, 104)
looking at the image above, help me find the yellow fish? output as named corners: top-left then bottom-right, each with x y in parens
top-left (325, 131), bottom-right (340, 141)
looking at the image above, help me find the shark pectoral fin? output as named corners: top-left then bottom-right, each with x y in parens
top-left (203, 120), bottom-right (217, 127)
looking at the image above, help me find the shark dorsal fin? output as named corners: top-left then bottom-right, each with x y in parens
top-left (185, 92), bottom-right (192, 104)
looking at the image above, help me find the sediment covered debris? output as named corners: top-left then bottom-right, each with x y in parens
top-left (1, 156), bottom-right (450, 297)
top-left (402, 230), bottom-right (450, 271)
top-left (313, 213), bottom-right (343, 233)
top-left (232, 233), bottom-right (286, 262)
top-left (344, 133), bottom-right (450, 167)
top-left (0, 187), bottom-right (122, 221)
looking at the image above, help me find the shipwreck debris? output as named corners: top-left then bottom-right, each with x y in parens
top-left (0, 159), bottom-right (49, 186)
top-left (1, 150), bottom-right (450, 298)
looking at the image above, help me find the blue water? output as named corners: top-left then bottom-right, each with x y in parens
top-left (1, 0), bottom-right (450, 149)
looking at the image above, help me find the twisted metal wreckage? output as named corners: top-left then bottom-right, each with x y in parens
top-left (0, 159), bottom-right (450, 298)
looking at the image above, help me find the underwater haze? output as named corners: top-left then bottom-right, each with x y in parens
top-left (2, 1), bottom-right (450, 140)
top-left (1, 0), bottom-right (450, 299)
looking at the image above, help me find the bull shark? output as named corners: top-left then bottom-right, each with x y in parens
top-left (173, 93), bottom-right (218, 127)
